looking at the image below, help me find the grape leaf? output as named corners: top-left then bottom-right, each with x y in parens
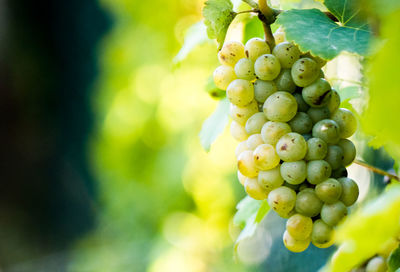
top-left (324, 0), bottom-right (365, 27)
top-left (388, 246), bottom-right (400, 272)
top-left (277, 9), bottom-right (371, 59)
top-left (202, 0), bottom-right (235, 49)
top-left (199, 98), bottom-right (230, 152)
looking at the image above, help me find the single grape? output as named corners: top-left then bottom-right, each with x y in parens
top-left (258, 165), bottom-right (284, 191)
top-left (245, 112), bottom-right (268, 135)
top-left (311, 219), bottom-right (334, 248)
top-left (295, 188), bottom-right (323, 217)
top-left (307, 107), bottom-right (330, 124)
top-left (272, 42), bottom-right (301, 68)
top-left (365, 256), bottom-right (388, 272)
top-left (235, 141), bottom-right (249, 158)
top-left (213, 65), bottom-right (237, 90)
top-left (331, 108), bottom-right (357, 138)
top-left (312, 119), bottom-right (340, 144)
top-left (234, 58), bottom-right (256, 80)
top-left (275, 69), bottom-right (297, 93)
top-left (261, 121), bottom-right (291, 146)
top-left (288, 112), bottom-right (313, 134)
top-left (291, 58), bottom-right (319, 87)
top-left (218, 41), bottom-right (245, 66)
top-left (263, 91), bottom-right (298, 122)
top-left (244, 177), bottom-right (269, 200)
top-left (253, 144), bottom-right (280, 170)
top-left (268, 186), bottom-right (297, 218)
top-left (301, 52), bottom-right (327, 68)
top-left (307, 160), bottom-right (332, 185)
top-left (331, 167), bottom-right (348, 178)
top-left (244, 38), bottom-right (271, 62)
top-left (305, 137), bottom-right (328, 161)
top-left (227, 79), bottom-right (254, 107)
top-left (294, 93), bottom-right (310, 112)
top-left (238, 150), bottom-right (259, 177)
top-left (229, 100), bottom-right (259, 125)
top-left (337, 139), bottom-right (356, 166)
top-left (286, 214), bottom-right (313, 240)
top-left (321, 201), bottom-right (347, 226)
top-left (315, 178), bottom-right (342, 204)
top-left (276, 132), bottom-right (307, 162)
top-left (230, 120), bottom-right (249, 141)
top-left (337, 177), bottom-right (359, 206)
top-left (254, 54), bottom-right (281, 80)
top-left (253, 79), bottom-right (277, 103)
top-left (283, 230), bottom-right (311, 252)
top-left (246, 134), bottom-right (264, 150)
top-left (325, 145), bottom-right (344, 170)
top-left (302, 78), bottom-right (332, 107)
top-left (280, 160), bottom-right (307, 185)
top-left (327, 89), bottom-right (340, 114)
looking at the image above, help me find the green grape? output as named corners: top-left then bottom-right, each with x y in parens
top-left (263, 91), bottom-right (298, 122)
top-left (254, 54), bottom-right (281, 80)
top-left (229, 100), bottom-right (259, 125)
top-left (325, 145), bottom-right (344, 170)
top-left (237, 170), bottom-right (247, 185)
top-left (288, 112), bottom-right (313, 134)
top-left (213, 65), bottom-right (237, 90)
top-left (301, 52), bottom-right (327, 68)
top-left (230, 120), bottom-right (249, 141)
top-left (306, 160), bottom-right (332, 185)
top-left (253, 144), bottom-right (280, 170)
top-left (268, 186), bottom-right (297, 217)
top-left (218, 41), bottom-right (245, 66)
top-left (272, 42), bottom-right (301, 68)
top-left (315, 178), bottom-right (342, 204)
top-left (327, 89), bottom-right (341, 114)
top-left (302, 78), bottom-right (332, 107)
top-left (280, 160), bottom-right (307, 185)
top-left (246, 134), bottom-right (264, 150)
top-left (337, 139), bottom-right (356, 166)
top-left (294, 93), bottom-right (310, 112)
top-left (238, 150), bottom-right (259, 177)
top-left (253, 79), bottom-right (277, 103)
top-left (331, 167), bottom-right (348, 178)
top-left (331, 108), bottom-right (357, 138)
top-left (295, 188), bottom-right (323, 217)
top-left (283, 230), bottom-right (311, 252)
top-left (235, 141), bottom-right (249, 158)
top-left (275, 69), bottom-right (297, 93)
top-left (226, 79), bottom-right (254, 107)
top-left (312, 119), bottom-right (340, 144)
top-left (321, 201), bottom-right (347, 226)
top-left (245, 112), bottom-right (268, 135)
top-left (307, 107), bottom-right (330, 124)
top-left (244, 177), bottom-right (269, 200)
top-left (311, 219), bottom-right (334, 248)
top-left (234, 58), bottom-right (256, 80)
top-left (244, 37), bottom-right (271, 62)
top-left (258, 165), bottom-right (284, 191)
top-left (276, 132), bottom-right (307, 162)
top-left (261, 121), bottom-right (291, 146)
top-left (305, 137), bottom-right (328, 161)
top-left (337, 177), bottom-right (359, 206)
top-left (286, 214), bottom-right (313, 240)
top-left (291, 58), bottom-right (319, 87)
top-left (365, 256), bottom-right (387, 272)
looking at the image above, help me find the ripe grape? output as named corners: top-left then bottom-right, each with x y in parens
top-left (238, 150), bottom-right (259, 177)
top-left (272, 42), bottom-right (301, 68)
top-left (227, 79), bottom-right (254, 106)
top-left (302, 78), bottom-right (332, 107)
top-left (331, 108), bottom-right (357, 138)
top-left (311, 219), bottom-right (334, 248)
top-left (258, 165), bottom-right (284, 191)
top-left (213, 65), bottom-right (237, 90)
top-left (301, 52), bottom-right (327, 68)
top-left (312, 119), bottom-right (340, 144)
top-left (245, 112), bottom-right (268, 135)
top-left (229, 100), bottom-right (259, 125)
top-left (295, 188), bottom-right (323, 217)
top-left (268, 186), bottom-right (297, 217)
top-left (283, 230), bottom-right (310, 252)
top-left (286, 214), bottom-right (313, 240)
top-left (337, 139), bottom-right (356, 166)
top-left (261, 121), bottom-right (291, 146)
top-left (230, 120), bottom-right (249, 141)
top-left (365, 256), bottom-right (387, 272)
top-left (338, 177), bottom-right (359, 206)
top-left (235, 141), bottom-right (249, 158)
top-left (263, 91), bottom-right (298, 122)
top-left (244, 38), bottom-right (271, 62)
top-left (291, 58), bottom-right (319, 87)
top-left (275, 69), bottom-right (297, 93)
top-left (327, 89), bottom-right (340, 114)
top-left (253, 79), bottom-right (277, 103)
top-left (254, 54), bottom-right (281, 80)
top-left (293, 92), bottom-right (310, 112)
top-left (315, 178), bottom-right (343, 204)
top-left (325, 145), bottom-right (344, 170)
top-left (237, 170), bottom-right (246, 185)
top-left (246, 134), bottom-right (264, 150)
top-left (276, 132), bottom-right (307, 162)
top-left (307, 107), bottom-right (330, 124)
top-left (273, 28), bottom-right (286, 44)
top-left (218, 41), bottom-right (245, 66)
top-left (280, 160), bottom-right (307, 185)
top-left (288, 112), bottom-right (313, 134)
top-left (244, 177), bottom-right (269, 200)
top-left (307, 160), bottom-right (332, 185)
top-left (234, 58), bottom-right (256, 80)
top-left (320, 201), bottom-right (347, 226)
top-left (305, 137), bottom-right (328, 161)
top-left (253, 144), bottom-right (280, 170)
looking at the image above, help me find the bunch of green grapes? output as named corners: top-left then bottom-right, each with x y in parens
top-left (213, 34), bottom-right (359, 253)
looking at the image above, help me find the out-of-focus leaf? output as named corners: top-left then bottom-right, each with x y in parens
top-left (337, 86), bottom-right (361, 102)
top-left (277, 9), bottom-right (370, 59)
top-left (202, 0), bottom-right (235, 49)
top-left (199, 98), bottom-right (230, 152)
top-left (389, 246), bottom-right (400, 272)
top-left (243, 15), bottom-right (264, 43)
top-left (358, 0), bottom-right (400, 17)
top-left (233, 196), bottom-right (262, 227)
top-left (173, 21), bottom-right (212, 64)
top-left (324, 184), bottom-right (400, 272)
top-left (205, 76), bottom-right (226, 99)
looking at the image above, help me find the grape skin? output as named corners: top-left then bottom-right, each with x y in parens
top-left (283, 230), bottom-right (310, 253)
top-left (213, 65), bottom-right (237, 90)
top-left (291, 58), bottom-right (319, 87)
top-left (338, 177), bottom-right (359, 206)
top-left (258, 165), bottom-right (284, 191)
top-left (227, 79), bottom-right (254, 107)
top-left (268, 186), bottom-right (297, 217)
top-left (286, 213), bottom-right (313, 240)
top-left (288, 112), bottom-right (313, 134)
top-left (245, 112), bottom-right (268, 135)
top-left (253, 144), bottom-right (280, 170)
top-left (261, 121), bottom-right (292, 146)
top-left (263, 91), bottom-right (298, 122)
top-left (246, 134), bottom-right (264, 150)
top-left (235, 141), bottom-right (249, 158)
top-left (331, 108), bottom-right (357, 138)
top-left (244, 177), bottom-right (269, 200)
top-left (230, 120), bottom-right (249, 141)
top-left (254, 54), bottom-right (281, 80)
top-left (237, 170), bottom-right (247, 185)
top-left (305, 137), bottom-right (328, 161)
top-left (295, 188), bottom-right (323, 217)
top-left (254, 79), bottom-right (277, 103)
top-left (312, 119), bottom-right (340, 144)
top-left (321, 201), bottom-right (347, 226)
top-left (229, 100), bottom-right (259, 125)
top-left (365, 256), bottom-right (388, 272)
top-left (311, 219), bottom-right (334, 248)
top-left (337, 139), bottom-right (356, 166)
top-left (307, 107), bottom-right (330, 124)
top-left (315, 178), bottom-right (343, 204)
top-left (244, 38), bottom-right (271, 62)
top-left (276, 132), bottom-right (307, 162)
top-left (325, 145), bottom-right (344, 170)
top-left (218, 41), bottom-right (245, 66)
top-left (238, 150), bottom-right (259, 178)
top-left (294, 92), bottom-right (310, 112)
top-left (275, 69), bottom-right (297, 93)
top-left (280, 160), bottom-right (307, 185)
top-left (234, 58), bottom-right (256, 80)
top-left (327, 89), bottom-right (341, 114)
top-left (307, 160), bottom-right (332, 185)
top-left (302, 78), bottom-right (332, 108)
top-left (272, 42), bottom-right (301, 69)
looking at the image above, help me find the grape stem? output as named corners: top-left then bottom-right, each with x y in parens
top-left (354, 160), bottom-right (400, 182)
top-left (236, 9), bottom-right (258, 15)
top-left (257, 0), bottom-right (277, 50)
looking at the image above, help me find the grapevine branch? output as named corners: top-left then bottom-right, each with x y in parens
top-left (354, 160), bottom-right (400, 182)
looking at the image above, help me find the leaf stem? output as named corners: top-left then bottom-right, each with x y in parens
top-left (354, 160), bottom-right (400, 182)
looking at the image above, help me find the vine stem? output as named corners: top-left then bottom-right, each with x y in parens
top-left (354, 160), bottom-right (400, 182)
top-left (257, 0), bottom-right (276, 50)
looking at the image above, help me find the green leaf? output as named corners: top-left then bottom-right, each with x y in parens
top-left (324, 0), bottom-right (365, 27)
top-left (323, 184), bottom-right (400, 272)
top-left (389, 246), bottom-right (400, 272)
top-left (205, 76), bottom-right (226, 99)
top-left (276, 9), bottom-right (371, 59)
top-left (233, 196), bottom-right (262, 227)
top-left (243, 15), bottom-right (264, 43)
top-left (202, 0), bottom-right (235, 49)
top-left (337, 86), bottom-right (361, 102)
top-left (199, 98), bottom-right (230, 152)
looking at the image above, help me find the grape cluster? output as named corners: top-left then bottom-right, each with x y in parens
top-left (213, 36), bottom-right (360, 252)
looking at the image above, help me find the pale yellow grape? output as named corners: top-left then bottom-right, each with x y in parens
top-left (365, 256), bottom-right (387, 272)
top-left (331, 108), bottom-right (357, 138)
top-left (218, 41), bottom-right (245, 66)
top-left (286, 214), bottom-right (313, 240)
top-left (245, 112), bottom-right (268, 135)
top-left (276, 132), bottom-right (307, 162)
top-left (258, 165), bottom-right (284, 191)
top-left (213, 65), bottom-right (236, 90)
top-left (268, 186), bottom-right (297, 217)
top-left (283, 230), bottom-right (310, 253)
top-left (245, 177), bottom-right (269, 200)
top-left (244, 37), bottom-right (271, 62)
top-left (234, 58), bottom-right (256, 80)
top-left (246, 134), bottom-right (264, 150)
top-left (235, 141), bottom-right (249, 158)
top-left (254, 54), bottom-right (281, 80)
top-left (263, 91), bottom-right (297, 122)
top-left (238, 150), bottom-right (259, 177)
top-left (237, 170), bottom-right (246, 185)
top-left (272, 42), bottom-right (301, 68)
top-left (261, 121), bottom-right (292, 146)
top-left (253, 144), bottom-right (280, 170)
top-left (229, 100), bottom-right (259, 125)
top-left (230, 120), bottom-right (249, 141)
top-left (226, 79), bottom-right (254, 107)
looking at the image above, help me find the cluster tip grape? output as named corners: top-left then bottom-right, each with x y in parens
top-left (213, 30), bottom-right (359, 253)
